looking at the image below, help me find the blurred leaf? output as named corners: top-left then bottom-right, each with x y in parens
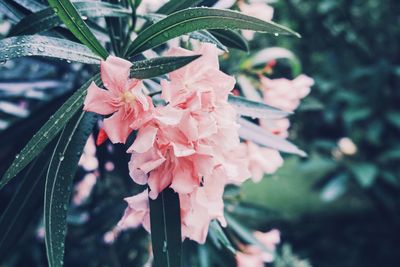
top-left (44, 111), bottom-right (96, 267)
top-left (208, 220), bottom-right (236, 254)
top-left (208, 29), bottom-right (249, 52)
top-left (349, 162), bottom-right (378, 187)
top-left (238, 117), bottom-right (306, 156)
top-left (197, 245), bottom-right (211, 267)
top-left (386, 111), bottom-right (400, 129)
top-left (47, 0), bottom-right (109, 59)
top-left (0, 149), bottom-right (51, 260)
top-left (0, 35), bottom-right (101, 64)
top-left (320, 173), bottom-right (349, 202)
top-left (228, 95), bottom-right (291, 119)
top-left (10, 1), bottom-right (131, 36)
top-left (126, 7), bottom-right (300, 56)
top-left (225, 213), bottom-right (272, 254)
top-left (149, 188), bottom-right (182, 267)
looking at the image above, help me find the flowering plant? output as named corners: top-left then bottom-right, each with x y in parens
top-left (0, 0), bottom-right (313, 266)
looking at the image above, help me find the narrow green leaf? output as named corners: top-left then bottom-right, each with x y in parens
top-left (44, 111), bottom-right (97, 267)
top-left (149, 188), bottom-right (182, 267)
top-left (208, 29), bottom-right (249, 52)
top-left (126, 7), bottom-right (300, 56)
top-left (225, 213), bottom-right (273, 254)
top-left (47, 0), bottom-right (109, 59)
top-left (189, 30), bottom-right (228, 52)
top-left (0, 0), bottom-right (25, 23)
top-left (228, 95), bottom-right (290, 119)
top-left (0, 55), bottom-right (199, 189)
top-left (13, 0), bottom-right (45, 12)
top-left (157, 0), bottom-right (203, 15)
top-left (138, 14), bottom-right (227, 51)
top-left (130, 55), bottom-right (201, 78)
top-left (10, 1), bottom-right (131, 36)
top-left (0, 35), bottom-right (101, 64)
top-left (208, 221), bottom-right (236, 254)
top-left (0, 74), bottom-right (101, 190)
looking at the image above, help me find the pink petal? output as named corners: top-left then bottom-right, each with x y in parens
top-left (103, 109), bottom-right (133, 144)
top-left (83, 81), bottom-right (117, 115)
top-left (101, 56), bottom-right (132, 93)
top-left (128, 125), bottom-right (158, 153)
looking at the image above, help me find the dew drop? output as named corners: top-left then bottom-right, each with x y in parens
top-left (0, 59), bottom-right (6, 65)
top-left (81, 15), bottom-right (88, 20)
top-left (37, 46), bottom-right (45, 52)
top-left (59, 156), bottom-right (65, 161)
top-left (162, 241), bottom-right (167, 252)
top-left (53, 7), bottom-right (59, 13)
top-left (274, 32), bottom-right (279, 36)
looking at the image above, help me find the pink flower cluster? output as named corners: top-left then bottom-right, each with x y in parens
top-left (84, 44), bottom-right (251, 243)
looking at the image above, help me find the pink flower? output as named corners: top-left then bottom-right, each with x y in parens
top-left (242, 142), bottom-right (284, 182)
top-left (239, 2), bottom-right (274, 40)
top-left (83, 56), bottom-right (153, 144)
top-left (126, 44), bottom-right (251, 243)
top-left (236, 229), bottom-right (281, 267)
top-left (117, 190), bottom-right (151, 232)
top-left (260, 74), bottom-right (314, 112)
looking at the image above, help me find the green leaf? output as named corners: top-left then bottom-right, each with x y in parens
top-left (0, 35), bottom-right (101, 64)
top-left (208, 29), bottom-right (249, 52)
top-left (138, 14), bottom-right (227, 52)
top-left (349, 162), bottom-right (378, 187)
top-left (0, 149), bottom-right (51, 260)
top-left (149, 188), bottom-right (182, 267)
top-left (157, 0), bottom-right (203, 15)
top-left (0, 55), bottom-right (199, 189)
top-left (47, 0), bottom-right (109, 59)
top-left (208, 220), bottom-right (236, 254)
top-left (129, 55), bottom-right (201, 79)
top-left (228, 95), bottom-right (291, 119)
top-left (126, 7), bottom-right (300, 56)
top-left (10, 1), bottom-right (131, 36)
top-left (225, 213), bottom-right (273, 254)
top-left (189, 30), bottom-right (228, 52)
top-left (44, 111), bottom-right (97, 267)
top-left (0, 0), bottom-right (25, 23)
top-left (0, 74), bottom-right (101, 190)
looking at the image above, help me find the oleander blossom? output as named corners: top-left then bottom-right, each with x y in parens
top-left (123, 44), bottom-right (251, 243)
top-left (236, 229), bottom-right (281, 267)
top-left (83, 56), bottom-right (153, 144)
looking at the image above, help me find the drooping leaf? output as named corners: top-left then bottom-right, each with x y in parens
top-left (238, 117), bottom-right (306, 156)
top-left (126, 7), bottom-right (300, 56)
top-left (208, 29), bottom-right (249, 52)
top-left (10, 1), bottom-right (131, 36)
top-left (47, 0), bottom-right (109, 59)
top-left (228, 95), bottom-right (291, 119)
top-left (0, 55), bottom-right (199, 189)
top-left (149, 188), bottom-right (182, 267)
top-left (0, 74), bottom-right (101, 190)
top-left (44, 111), bottom-right (97, 267)
top-left (0, 148), bottom-right (52, 260)
top-left (0, 35), bottom-right (101, 64)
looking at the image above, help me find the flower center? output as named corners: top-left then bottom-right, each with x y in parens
top-left (121, 91), bottom-right (136, 104)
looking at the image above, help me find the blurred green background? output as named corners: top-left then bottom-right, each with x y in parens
top-left (240, 0), bottom-right (400, 266)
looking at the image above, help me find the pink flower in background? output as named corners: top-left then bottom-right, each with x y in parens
top-left (260, 74), bottom-right (314, 112)
top-left (242, 141), bottom-right (284, 182)
top-left (236, 229), bottom-right (281, 267)
top-left (83, 56), bottom-right (153, 144)
top-left (239, 2), bottom-right (274, 40)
